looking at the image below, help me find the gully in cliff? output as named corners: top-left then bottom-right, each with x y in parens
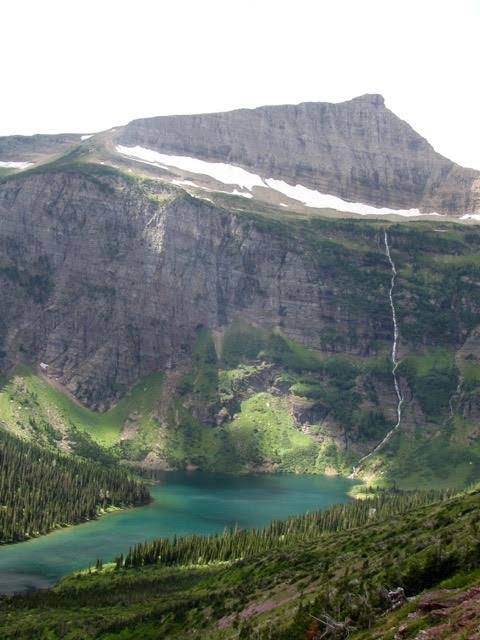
top-left (350, 230), bottom-right (404, 478)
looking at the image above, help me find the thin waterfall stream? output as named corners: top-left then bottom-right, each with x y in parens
top-left (350, 231), bottom-right (403, 477)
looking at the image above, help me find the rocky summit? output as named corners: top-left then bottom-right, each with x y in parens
top-left (116, 94), bottom-right (480, 215)
top-left (2, 95), bottom-right (480, 216)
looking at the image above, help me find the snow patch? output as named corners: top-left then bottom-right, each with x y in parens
top-left (115, 147), bottom-right (170, 172)
top-left (170, 179), bottom-right (253, 200)
top-left (116, 145), bottom-right (266, 190)
top-left (116, 145), bottom-right (443, 218)
top-left (80, 134), bottom-right (93, 141)
top-left (460, 214), bottom-right (480, 221)
top-left (217, 188), bottom-right (253, 198)
top-left (264, 179), bottom-right (441, 217)
top-left (0, 160), bottom-right (33, 170)
top-left (171, 178), bottom-right (205, 189)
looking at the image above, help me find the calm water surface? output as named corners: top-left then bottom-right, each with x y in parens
top-left (0, 471), bottom-right (356, 593)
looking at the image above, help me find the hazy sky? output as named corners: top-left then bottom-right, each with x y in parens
top-left (3, 0), bottom-right (479, 169)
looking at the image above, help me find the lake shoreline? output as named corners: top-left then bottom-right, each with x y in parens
top-left (0, 469), bottom-right (363, 550)
top-left (0, 471), bottom-right (357, 595)
top-left (0, 498), bottom-right (152, 548)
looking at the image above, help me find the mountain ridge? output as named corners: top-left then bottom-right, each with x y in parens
top-left (1, 94), bottom-right (479, 216)
top-left (116, 93), bottom-right (480, 215)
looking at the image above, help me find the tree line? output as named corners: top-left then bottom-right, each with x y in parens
top-left (0, 428), bottom-right (150, 543)
top-left (116, 487), bottom-right (456, 569)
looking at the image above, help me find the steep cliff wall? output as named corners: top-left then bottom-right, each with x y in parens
top-left (2, 96), bottom-right (479, 215)
top-left (0, 166), bottom-right (394, 407)
top-left (1, 165), bottom-right (479, 484)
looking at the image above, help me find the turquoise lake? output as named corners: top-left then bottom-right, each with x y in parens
top-left (0, 471), bottom-right (356, 593)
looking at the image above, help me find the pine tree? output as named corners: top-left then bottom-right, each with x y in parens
top-left (0, 429), bottom-right (150, 543)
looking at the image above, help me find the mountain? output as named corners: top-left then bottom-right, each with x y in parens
top-left (1, 95), bottom-right (479, 216)
top-left (1, 94), bottom-right (480, 638)
top-left (0, 97), bottom-right (479, 487)
top-left (116, 94), bottom-right (480, 216)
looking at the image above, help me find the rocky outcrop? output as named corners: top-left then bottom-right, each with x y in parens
top-left (392, 587), bottom-right (480, 640)
top-left (1, 161), bottom-right (479, 485)
top-left (117, 94), bottom-right (480, 215)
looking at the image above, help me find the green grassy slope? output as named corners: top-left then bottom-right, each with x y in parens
top-left (1, 486), bottom-right (479, 639)
top-left (224, 392), bottom-right (317, 472)
top-left (0, 365), bottom-right (164, 448)
top-left (1, 310), bottom-right (479, 488)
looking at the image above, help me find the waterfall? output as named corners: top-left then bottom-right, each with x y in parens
top-left (350, 231), bottom-right (403, 477)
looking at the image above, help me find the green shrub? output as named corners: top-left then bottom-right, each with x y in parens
top-left (221, 323), bottom-right (267, 367)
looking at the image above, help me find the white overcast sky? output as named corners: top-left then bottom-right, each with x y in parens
top-left (2, 0), bottom-right (479, 169)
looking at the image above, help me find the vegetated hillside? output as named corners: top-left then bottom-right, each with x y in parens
top-left (0, 156), bottom-right (479, 486)
top-left (1, 486), bottom-right (479, 639)
top-left (0, 363), bottom-right (165, 451)
top-left (0, 427), bottom-right (150, 543)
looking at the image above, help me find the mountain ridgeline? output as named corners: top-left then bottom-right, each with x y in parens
top-left (1, 95), bottom-right (479, 215)
top-left (117, 94), bottom-right (480, 215)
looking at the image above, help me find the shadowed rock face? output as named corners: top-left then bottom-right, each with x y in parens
top-left (117, 94), bottom-right (480, 215)
top-left (0, 169), bottom-right (394, 408)
top-left (0, 163), bottom-right (479, 485)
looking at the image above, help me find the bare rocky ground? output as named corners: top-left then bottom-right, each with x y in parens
top-left (392, 586), bottom-right (480, 640)
top-left (342, 577), bottom-right (480, 640)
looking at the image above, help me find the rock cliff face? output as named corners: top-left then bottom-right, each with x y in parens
top-left (2, 96), bottom-right (479, 216)
top-left (1, 162), bottom-right (479, 482)
top-left (0, 167), bottom-right (394, 407)
top-left (117, 94), bottom-right (480, 215)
